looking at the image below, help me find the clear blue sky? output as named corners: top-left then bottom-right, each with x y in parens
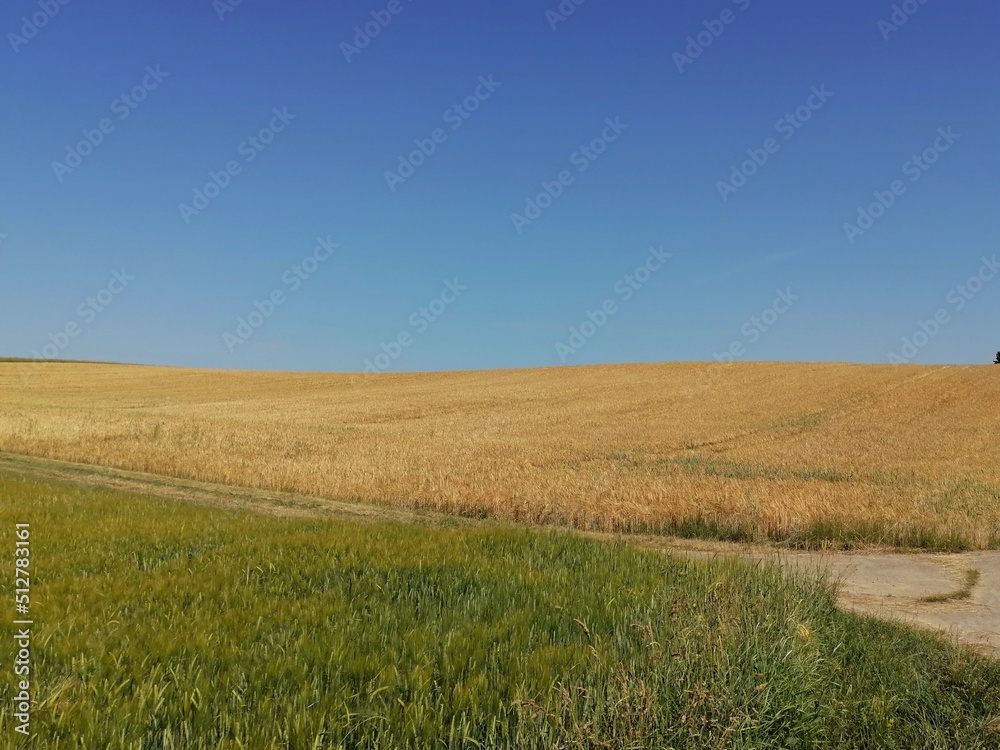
top-left (2, 0), bottom-right (997, 371)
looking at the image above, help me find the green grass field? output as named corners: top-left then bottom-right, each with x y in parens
top-left (1, 473), bottom-right (998, 749)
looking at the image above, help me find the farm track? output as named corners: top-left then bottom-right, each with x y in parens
top-left (3, 450), bottom-right (997, 658)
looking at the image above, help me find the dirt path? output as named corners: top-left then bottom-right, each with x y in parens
top-left (827, 550), bottom-right (1000, 656)
top-left (653, 543), bottom-right (1000, 657)
top-left (2, 451), bottom-right (997, 658)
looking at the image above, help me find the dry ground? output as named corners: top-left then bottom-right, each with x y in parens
top-left (2, 360), bottom-right (998, 546)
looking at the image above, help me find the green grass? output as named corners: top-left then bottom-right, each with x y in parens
top-left (920, 569), bottom-right (983, 604)
top-left (0, 474), bottom-right (998, 749)
top-left (785, 519), bottom-right (975, 553)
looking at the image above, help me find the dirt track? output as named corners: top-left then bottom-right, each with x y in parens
top-left (2, 451), bottom-right (997, 658)
top-left (666, 545), bottom-right (1000, 657)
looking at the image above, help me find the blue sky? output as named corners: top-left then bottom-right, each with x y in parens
top-left (2, 0), bottom-right (997, 371)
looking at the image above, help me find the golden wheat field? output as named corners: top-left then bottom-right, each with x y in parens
top-left (2, 361), bottom-right (998, 547)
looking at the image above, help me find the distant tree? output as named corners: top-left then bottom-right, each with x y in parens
top-left (995, 351), bottom-right (1000, 364)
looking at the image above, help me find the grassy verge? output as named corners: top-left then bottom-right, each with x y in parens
top-left (611, 514), bottom-right (981, 552)
top-left (0, 473), bottom-right (998, 749)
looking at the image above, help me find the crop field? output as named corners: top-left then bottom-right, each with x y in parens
top-left (1, 473), bottom-right (998, 748)
top-left (2, 361), bottom-right (999, 549)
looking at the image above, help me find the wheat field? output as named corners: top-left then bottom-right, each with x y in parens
top-left (2, 361), bottom-right (998, 547)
